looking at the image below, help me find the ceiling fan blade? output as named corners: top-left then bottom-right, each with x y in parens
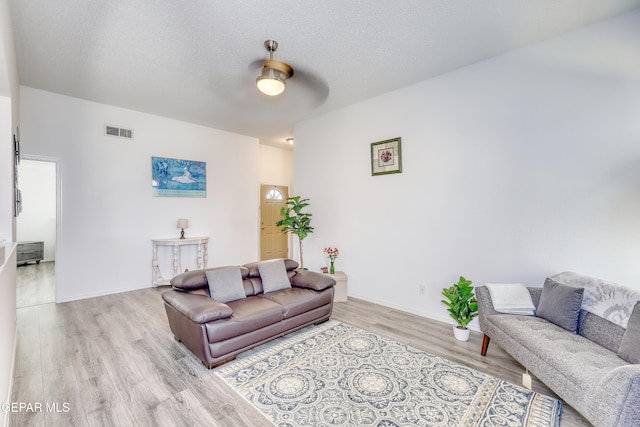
top-left (292, 67), bottom-right (329, 102)
top-left (248, 59), bottom-right (265, 73)
top-left (274, 67), bottom-right (329, 112)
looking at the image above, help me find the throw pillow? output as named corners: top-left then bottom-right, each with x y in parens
top-left (536, 278), bottom-right (584, 333)
top-left (618, 301), bottom-right (640, 364)
top-left (258, 259), bottom-right (291, 293)
top-left (205, 267), bottom-right (246, 303)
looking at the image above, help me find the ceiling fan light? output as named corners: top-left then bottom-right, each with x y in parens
top-left (256, 67), bottom-right (286, 96)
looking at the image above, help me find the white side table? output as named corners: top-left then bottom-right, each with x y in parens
top-left (152, 237), bottom-right (208, 286)
top-left (328, 271), bottom-right (348, 302)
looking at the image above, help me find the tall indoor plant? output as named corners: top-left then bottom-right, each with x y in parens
top-left (441, 276), bottom-right (478, 341)
top-left (276, 196), bottom-right (314, 269)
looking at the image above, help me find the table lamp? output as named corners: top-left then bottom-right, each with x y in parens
top-left (177, 218), bottom-right (189, 239)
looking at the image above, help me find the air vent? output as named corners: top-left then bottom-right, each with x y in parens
top-left (105, 125), bottom-right (134, 139)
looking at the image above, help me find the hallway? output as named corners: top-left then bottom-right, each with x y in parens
top-left (16, 262), bottom-right (55, 308)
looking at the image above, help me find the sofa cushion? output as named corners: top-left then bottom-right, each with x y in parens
top-left (244, 258), bottom-right (299, 278)
top-left (204, 296), bottom-right (284, 343)
top-left (172, 266), bottom-right (249, 291)
top-left (206, 266), bottom-right (246, 303)
top-left (259, 287), bottom-right (333, 319)
top-left (578, 310), bottom-right (625, 354)
top-left (488, 314), bottom-right (627, 391)
top-left (536, 278), bottom-right (584, 333)
top-left (258, 259), bottom-right (292, 293)
top-left (618, 302), bottom-right (640, 364)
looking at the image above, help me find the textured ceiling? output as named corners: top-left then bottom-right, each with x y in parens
top-left (9, 0), bottom-right (640, 148)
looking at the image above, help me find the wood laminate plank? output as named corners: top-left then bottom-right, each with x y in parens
top-left (11, 306), bottom-right (46, 427)
top-left (12, 283), bottom-right (591, 426)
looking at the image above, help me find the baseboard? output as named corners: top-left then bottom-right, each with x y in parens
top-left (60, 283), bottom-right (153, 303)
top-left (347, 293), bottom-right (481, 332)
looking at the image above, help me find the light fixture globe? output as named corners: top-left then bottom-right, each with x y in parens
top-left (256, 67), bottom-right (286, 96)
top-left (256, 40), bottom-right (293, 97)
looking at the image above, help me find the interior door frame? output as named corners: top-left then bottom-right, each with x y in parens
top-left (21, 154), bottom-right (62, 303)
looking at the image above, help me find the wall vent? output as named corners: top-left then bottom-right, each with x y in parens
top-left (105, 125), bottom-right (134, 139)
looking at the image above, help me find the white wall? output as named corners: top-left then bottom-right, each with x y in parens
top-left (294, 10), bottom-right (640, 327)
top-left (0, 97), bottom-right (15, 427)
top-left (0, 0), bottom-right (18, 423)
top-left (0, 245), bottom-right (16, 427)
top-left (16, 159), bottom-right (56, 260)
top-left (259, 144), bottom-right (293, 188)
top-left (0, 0), bottom-right (19, 242)
top-left (0, 96), bottom-right (10, 244)
top-left (20, 87), bottom-right (260, 301)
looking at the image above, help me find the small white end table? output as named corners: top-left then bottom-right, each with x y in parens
top-left (328, 271), bottom-right (348, 302)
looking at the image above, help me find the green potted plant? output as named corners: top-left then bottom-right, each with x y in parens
top-left (276, 196), bottom-right (314, 269)
top-left (441, 276), bottom-right (478, 341)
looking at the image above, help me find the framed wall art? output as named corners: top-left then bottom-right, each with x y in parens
top-left (371, 137), bottom-right (402, 176)
top-left (151, 156), bottom-right (206, 198)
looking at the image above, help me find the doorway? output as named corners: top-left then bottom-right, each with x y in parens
top-left (16, 157), bottom-right (58, 308)
top-left (260, 184), bottom-right (289, 260)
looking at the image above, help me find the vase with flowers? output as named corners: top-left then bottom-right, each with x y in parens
top-left (324, 247), bottom-right (339, 274)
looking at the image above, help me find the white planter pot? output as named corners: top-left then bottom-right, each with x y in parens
top-left (453, 326), bottom-right (470, 342)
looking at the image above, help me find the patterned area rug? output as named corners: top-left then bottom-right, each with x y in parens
top-left (216, 321), bottom-right (562, 427)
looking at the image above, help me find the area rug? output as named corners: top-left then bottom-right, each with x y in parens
top-left (215, 321), bottom-right (562, 427)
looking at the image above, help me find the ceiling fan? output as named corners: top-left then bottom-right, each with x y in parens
top-left (256, 40), bottom-right (293, 96)
top-left (210, 40), bottom-right (329, 114)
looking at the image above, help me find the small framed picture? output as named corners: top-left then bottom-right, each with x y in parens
top-left (371, 137), bottom-right (402, 176)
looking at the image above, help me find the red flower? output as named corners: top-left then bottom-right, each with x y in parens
top-left (324, 247), bottom-right (340, 261)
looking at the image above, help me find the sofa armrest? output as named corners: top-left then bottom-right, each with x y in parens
top-left (476, 286), bottom-right (500, 318)
top-left (162, 290), bottom-right (233, 324)
top-left (291, 270), bottom-right (336, 291)
top-left (592, 364), bottom-right (640, 426)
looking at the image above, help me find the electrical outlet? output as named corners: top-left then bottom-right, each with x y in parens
top-left (419, 285), bottom-right (426, 295)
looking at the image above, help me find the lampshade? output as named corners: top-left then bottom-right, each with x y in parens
top-left (176, 219), bottom-right (189, 229)
top-left (286, 137), bottom-right (294, 145)
top-left (256, 67), bottom-right (286, 96)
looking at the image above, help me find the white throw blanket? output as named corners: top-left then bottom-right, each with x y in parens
top-left (485, 283), bottom-right (535, 315)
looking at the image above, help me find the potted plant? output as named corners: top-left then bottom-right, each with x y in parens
top-left (276, 196), bottom-right (314, 269)
top-left (441, 276), bottom-right (478, 341)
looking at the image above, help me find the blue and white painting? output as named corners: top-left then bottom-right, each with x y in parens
top-left (152, 156), bottom-right (206, 198)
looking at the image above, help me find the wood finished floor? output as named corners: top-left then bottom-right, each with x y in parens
top-left (16, 262), bottom-right (56, 308)
top-left (11, 285), bottom-right (592, 426)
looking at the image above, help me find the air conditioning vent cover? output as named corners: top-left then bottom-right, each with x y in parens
top-left (105, 125), bottom-right (134, 139)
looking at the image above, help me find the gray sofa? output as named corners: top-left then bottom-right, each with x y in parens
top-left (477, 272), bottom-right (640, 427)
top-left (162, 259), bottom-right (336, 368)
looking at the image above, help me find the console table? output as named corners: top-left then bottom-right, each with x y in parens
top-left (152, 237), bottom-right (208, 286)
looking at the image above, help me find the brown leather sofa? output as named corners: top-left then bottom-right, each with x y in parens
top-left (162, 259), bottom-right (336, 368)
